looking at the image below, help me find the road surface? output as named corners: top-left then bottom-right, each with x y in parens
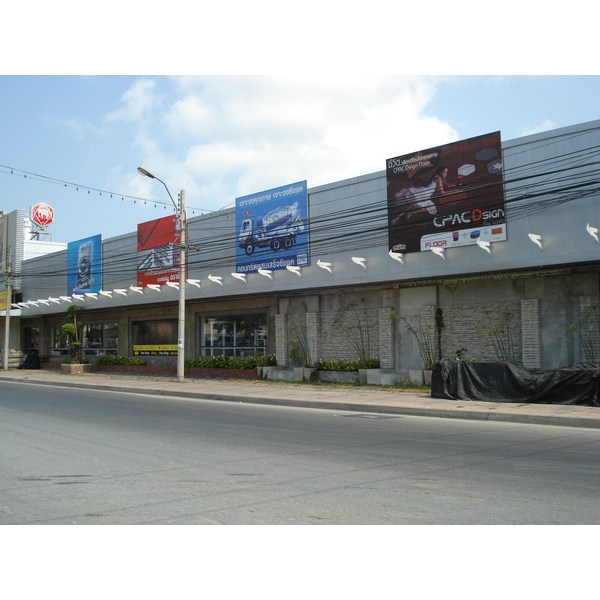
top-left (1, 381), bottom-right (599, 524)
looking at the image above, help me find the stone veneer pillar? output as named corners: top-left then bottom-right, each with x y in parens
top-left (306, 313), bottom-right (321, 366)
top-left (521, 299), bottom-right (542, 369)
top-left (378, 308), bottom-right (394, 369)
top-left (578, 296), bottom-right (600, 362)
top-left (275, 313), bottom-right (288, 367)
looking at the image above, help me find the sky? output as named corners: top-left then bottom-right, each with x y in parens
top-left (0, 1), bottom-right (598, 248)
top-left (1, 74), bottom-right (598, 244)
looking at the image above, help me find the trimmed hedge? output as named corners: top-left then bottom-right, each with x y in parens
top-left (314, 358), bottom-right (380, 371)
top-left (96, 355), bottom-right (147, 366)
top-left (184, 355), bottom-right (276, 369)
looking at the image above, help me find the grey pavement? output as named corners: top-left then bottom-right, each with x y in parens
top-left (1, 368), bottom-right (600, 429)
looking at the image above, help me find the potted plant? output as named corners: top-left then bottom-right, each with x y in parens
top-left (59, 305), bottom-right (91, 374)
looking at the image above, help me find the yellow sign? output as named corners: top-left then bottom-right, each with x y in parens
top-left (133, 345), bottom-right (178, 351)
top-left (133, 344), bottom-right (178, 356)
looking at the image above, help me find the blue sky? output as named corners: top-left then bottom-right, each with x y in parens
top-left (1, 1), bottom-right (598, 244)
top-left (1, 75), bottom-right (598, 244)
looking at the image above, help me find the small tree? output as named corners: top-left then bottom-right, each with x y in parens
top-left (401, 316), bottom-right (437, 370)
top-left (59, 304), bottom-right (83, 364)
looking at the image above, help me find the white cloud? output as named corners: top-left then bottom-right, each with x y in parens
top-left (126, 75), bottom-right (458, 211)
top-left (520, 119), bottom-right (558, 137)
top-left (105, 78), bottom-right (160, 124)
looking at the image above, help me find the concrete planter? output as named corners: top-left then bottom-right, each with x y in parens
top-left (409, 369), bottom-right (432, 386)
top-left (258, 365), bottom-right (285, 379)
top-left (61, 363), bottom-right (93, 374)
top-left (318, 370), bottom-right (360, 384)
top-left (361, 369), bottom-right (397, 386)
top-left (293, 367), bottom-right (317, 381)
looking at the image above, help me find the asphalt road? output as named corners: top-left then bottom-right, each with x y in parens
top-left (1, 380), bottom-right (599, 525)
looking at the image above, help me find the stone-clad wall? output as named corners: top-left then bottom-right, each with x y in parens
top-left (275, 313), bottom-right (288, 366)
top-left (276, 307), bottom-right (394, 367)
top-left (578, 296), bottom-right (600, 362)
top-left (275, 295), bottom-right (554, 372)
top-left (319, 309), bottom-right (380, 362)
top-left (521, 299), bottom-right (542, 369)
top-left (421, 301), bottom-right (523, 363)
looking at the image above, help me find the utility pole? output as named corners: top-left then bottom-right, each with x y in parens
top-left (3, 247), bottom-right (12, 371)
top-left (176, 190), bottom-right (186, 383)
top-left (137, 167), bottom-right (198, 383)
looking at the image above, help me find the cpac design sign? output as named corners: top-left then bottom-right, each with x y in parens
top-left (30, 202), bottom-right (55, 227)
top-left (387, 132), bottom-right (506, 254)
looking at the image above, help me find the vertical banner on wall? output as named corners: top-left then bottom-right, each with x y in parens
top-left (235, 180), bottom-right (309, 273)
top-left (0, 214), bottom-right (7, 275)
top-left (67, 234), bottom-right (102, 295)
top-left (137, 215), bottom-right (181, 286)
top-left (387, 131), bottom-right (506, 254)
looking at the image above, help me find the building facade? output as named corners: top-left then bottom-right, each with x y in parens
top-left (5, 120), bottom-right (600, 380)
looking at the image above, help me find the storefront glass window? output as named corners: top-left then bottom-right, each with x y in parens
top-left (50, 323), bottom-right (118, 356)
top-left (132, 319), bottom-right (178, 356)
top-left (201, 314), bottom-right (267, 357)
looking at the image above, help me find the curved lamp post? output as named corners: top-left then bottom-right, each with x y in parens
top-left (137, 166), bottom-right (187, 382)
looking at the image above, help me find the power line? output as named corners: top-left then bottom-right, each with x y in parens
top-left (10, 140), bottom-right (600, 283)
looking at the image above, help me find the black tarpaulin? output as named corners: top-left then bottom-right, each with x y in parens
top-left (431, 360), bottom-right (600, 406)
top-left (18, 352), bottom-right (41, 370)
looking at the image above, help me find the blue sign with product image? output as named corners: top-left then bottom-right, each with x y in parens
top-left (235, 180), bottom-right (309, 273)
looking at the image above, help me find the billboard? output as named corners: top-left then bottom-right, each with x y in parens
top-left (30, 202), bottom-right (55, 227)
top-left (67, 234), bottom-right (102, 295)
top-left (137, 215), bottom-right (181, 287)
top-left (0, 214), bottom-right (7, 275)
top-left (387, 132), bottom-right (506, 254)
top-left (235, 181), bottom-right (309, 273)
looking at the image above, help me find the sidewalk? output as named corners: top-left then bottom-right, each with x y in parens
top-left (2, 368), bottom-right (600, 429)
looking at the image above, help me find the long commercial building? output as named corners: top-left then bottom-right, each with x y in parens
top-left (4, 119), bottom-right (600, 381)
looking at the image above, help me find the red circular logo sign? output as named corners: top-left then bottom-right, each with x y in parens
top-left (31, 202), bottom-right (55, 227)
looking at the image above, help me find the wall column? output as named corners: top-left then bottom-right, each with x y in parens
top-left (275, 313), bottom-right (288, 367)
top-left (378, 308), bottom-right (394, 369)
top-left (521, 299), bottom-right (542, 369)
top-left (306, 312), bottom-right (321, 365)
top-left (578, 296), bottom-right (600, 362)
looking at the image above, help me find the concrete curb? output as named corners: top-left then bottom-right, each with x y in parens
top-left (3, 372), bottom-right (600, 429)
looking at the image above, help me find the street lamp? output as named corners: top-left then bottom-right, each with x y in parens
top-left (137, 166), bottom-right (187, 382)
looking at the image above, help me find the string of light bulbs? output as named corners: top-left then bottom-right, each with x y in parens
top-left (0, 163), bottom-right (213, 216)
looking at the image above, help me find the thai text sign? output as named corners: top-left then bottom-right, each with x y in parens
top-left (235, 181), bottom-right (309, 273)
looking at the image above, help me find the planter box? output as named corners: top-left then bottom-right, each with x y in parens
top-left (91, 364), bottom-right (258, 379)
top-left (41, 362), bottom-right (62, 371)
top-left (186, 367), bottom-right (257, 379)
top-left (293, 367), bottom-right (317, 382)
top-left (409, 369), bottom-right (432, 386)
top-left (360, 369), bottom-right (397, 385)
top-left (61, 363), bottom-right (93, 374)
top-left (317, 370), bottom-right (360, 384)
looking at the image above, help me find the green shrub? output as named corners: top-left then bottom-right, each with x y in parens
top-left (184, 355), bottom-right (276, 369)
top-left (96, 355), bottom-right (147, 366)
top-left (62, 357), bottom-right (89, 364)
top-left (314, 358), bottom-right (380, 371)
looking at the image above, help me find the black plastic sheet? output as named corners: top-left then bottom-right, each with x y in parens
top-left (18, 352), bottom-right (41, 370)
top-left (431, 360), bottom-right (600, 406)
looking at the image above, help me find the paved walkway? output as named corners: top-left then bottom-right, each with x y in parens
top-left (2, 368), bottom-right (600, 429)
